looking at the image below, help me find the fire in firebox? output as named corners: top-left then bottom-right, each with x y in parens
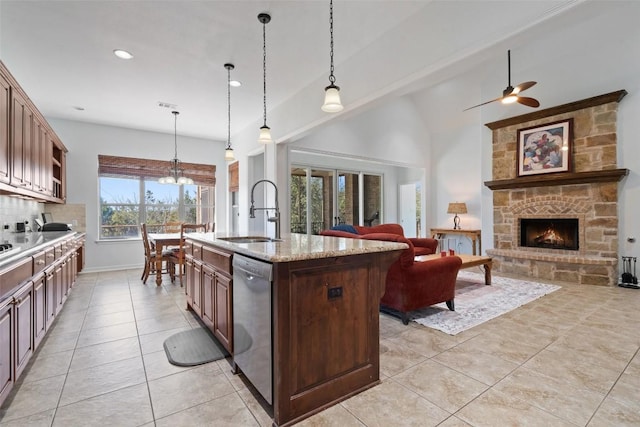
top-left (520, 218), bottom-right (579, 250)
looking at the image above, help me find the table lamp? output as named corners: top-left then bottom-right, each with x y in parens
top-left (447, 202), bottom-right (467, 230)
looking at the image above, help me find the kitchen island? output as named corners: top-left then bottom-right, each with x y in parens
top-left (183, 232), bottom-right (406, 427)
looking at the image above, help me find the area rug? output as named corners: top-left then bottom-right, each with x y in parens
top-left (163, 327), bottom-right (229, 366)
top-left (411, 271), bottom-right (561, 335)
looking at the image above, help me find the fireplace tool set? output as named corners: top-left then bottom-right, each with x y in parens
top-left (619, 256), bottom-right (638, 289)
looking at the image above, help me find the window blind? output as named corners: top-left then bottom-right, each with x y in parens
top-left (98, 155), bottom-right (216, 186)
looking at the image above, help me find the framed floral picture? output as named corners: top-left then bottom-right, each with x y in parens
top-left (517, 118), bottom-right (573, 176)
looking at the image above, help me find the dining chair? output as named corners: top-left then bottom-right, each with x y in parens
top-left (168, 223), bottom-right (207, 286)
top-left (141, 223), bottom-right (175, 284)
top-left (163, 221), bottom-right (183, 233)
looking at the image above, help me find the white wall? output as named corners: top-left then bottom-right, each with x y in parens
top-left (289, 97), bottom-right (431, 232)
top-left (47, 118), bottom-right (227, 272)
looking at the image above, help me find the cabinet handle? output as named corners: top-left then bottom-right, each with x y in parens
top-left (36, 260), bottom-right (45, 265)
top-left (12, 297), bottom-right (22, 305)
top-left (193, 248), bottom-right (199, 253)
top-left (47, 254), bottom-right (55, 258)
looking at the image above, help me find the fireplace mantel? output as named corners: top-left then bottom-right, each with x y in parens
top-left (484, 168), bottom-right (628, 190)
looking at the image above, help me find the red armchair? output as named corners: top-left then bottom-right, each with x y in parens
top-left (320, 223), bottom-right (438, 256)
top-left (359, 233), bottom-right (462, 324)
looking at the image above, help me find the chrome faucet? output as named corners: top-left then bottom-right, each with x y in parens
top-left (249, 179), bottom-right (281, 239)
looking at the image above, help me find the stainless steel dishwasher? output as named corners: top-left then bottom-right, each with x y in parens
top-left (233, 253), bottom-right (273, 404)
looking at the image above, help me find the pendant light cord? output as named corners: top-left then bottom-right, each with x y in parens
top-left (173, 111), bottom-right (178, 160)
top-left (262, 19), bottom-right (268, 127)
top-left (329, 0), bottom-right (335, 84)
top-left (227, 66), bottom-right (231, 148)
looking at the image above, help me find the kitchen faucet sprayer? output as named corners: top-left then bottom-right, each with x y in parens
top-left (249, 179), bottom-right (281, 239)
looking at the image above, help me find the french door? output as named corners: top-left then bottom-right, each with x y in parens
top-left (290, 166), bottom-right (382, 235)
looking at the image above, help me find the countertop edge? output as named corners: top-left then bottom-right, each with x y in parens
top-left (185, 233), bottom-right (408, 263)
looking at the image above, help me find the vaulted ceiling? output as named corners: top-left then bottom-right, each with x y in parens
top-left (0, 1), bottom-right (621, 143)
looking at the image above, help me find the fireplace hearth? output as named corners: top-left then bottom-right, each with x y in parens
top-left (520, 218), bottom-right (579, 251)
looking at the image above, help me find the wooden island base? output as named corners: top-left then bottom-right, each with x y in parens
top-left (271, 250), bottom-right (402, 426)
top-left (184, 234), bottom-right (405, 427)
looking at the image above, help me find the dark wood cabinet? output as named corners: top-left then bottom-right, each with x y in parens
top-left (10, 89), bottom-right (33, 190)
top-left (185, 240), bottom-right (233, 353)
top-left (0, 298), bottom-right (15, 405)
top-left (213, 271), bottom-right (232, 350)
top-left (13, 282), bottom-right (33, 379)
top-left (0, 70), bottom-right (10, 184)
top-left (271, 251), bottom-right (399, 426)
top-left (33, 273), bottom-right (46, 349)
top-left (0, 60), bottom-right (66, 202)
top-left (0, 233), bottom-right (85, 408)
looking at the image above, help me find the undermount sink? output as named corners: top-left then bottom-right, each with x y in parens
top-left (217, 236), bottom-right (282, 244)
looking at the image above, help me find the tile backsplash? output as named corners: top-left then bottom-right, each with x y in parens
top-left (0, 195), bottom-right (43, 233)
top-left (0, 196), bottom-right (86, 234)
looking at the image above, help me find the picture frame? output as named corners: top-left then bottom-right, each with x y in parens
top-left (517, 118), bottom-right (573, 177)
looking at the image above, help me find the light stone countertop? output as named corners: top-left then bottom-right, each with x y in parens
top-left (185, 232), bottom-right (408, 263)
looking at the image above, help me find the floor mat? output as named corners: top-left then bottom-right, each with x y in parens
top-left (163, 327), bottom-right (229, 366)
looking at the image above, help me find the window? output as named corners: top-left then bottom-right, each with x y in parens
top-left (98, 155), bottom-right (215, 239)
top-left (290, 165), bottom-right (381, 235)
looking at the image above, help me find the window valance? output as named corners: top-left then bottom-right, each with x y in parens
top-left (98, 155), bottom-right (216, 186)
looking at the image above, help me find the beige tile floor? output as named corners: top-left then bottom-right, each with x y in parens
top-left (1, 269), bottom-right (639, 426)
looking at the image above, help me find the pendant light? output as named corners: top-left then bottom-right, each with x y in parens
top-left (321, 0), bottom-right (343, 113)
top-left (159, 111), bottom-right (194, 185)
top-left (224, 63), bottom-right (235, 161)
top-left (258, 13), bottom-right (273, 144)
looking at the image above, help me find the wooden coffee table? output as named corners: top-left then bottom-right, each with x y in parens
top-left (415, 254), bottom-right (493, 285)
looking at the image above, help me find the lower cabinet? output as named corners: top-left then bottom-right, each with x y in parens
top-left (0, 298), bottom-right (15, 406)
top-left (0, 281), bottom-right (33, 405)
top-left (0, 233), bottom-right (85, 408)
top-left (13, 282), bottom-right (33, 379)
top-left (33, 273), bottom-right (46, 349)
top-left (184, 240), bottom-right (233, 353)
top-left (213, 272), bottom-right (232, 350)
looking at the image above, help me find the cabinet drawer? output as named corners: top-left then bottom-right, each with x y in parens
top-left (202, 246), bottom-right (232, 274)
top-left (191, 243), bottom-right (203, 260)
top-left (0, 257), bottom-right (33, 299)
top-left (33, 251), bottom-right (47, 274)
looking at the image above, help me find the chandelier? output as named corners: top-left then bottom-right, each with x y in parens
top-left (159, 111), bottom-right (194, 185)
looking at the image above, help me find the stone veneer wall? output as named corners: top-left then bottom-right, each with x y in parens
top-left (486, 94), bottom-right (624, 286)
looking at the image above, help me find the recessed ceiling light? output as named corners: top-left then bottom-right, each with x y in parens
top-left (113, 49), bottom-right (134, 59)
top-left (229, 80), bottom-right (242, 87)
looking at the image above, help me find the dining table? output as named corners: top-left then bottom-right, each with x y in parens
top-left (147, 232), bottom-right (181, 286)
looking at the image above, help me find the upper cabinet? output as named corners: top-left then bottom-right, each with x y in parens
top-left (0, 72), bottom-right (10, 184)
top-left (0, 61), bottom-right (67, 203)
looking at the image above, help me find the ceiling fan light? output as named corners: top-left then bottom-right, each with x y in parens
top-left (258, 125), bottom-right (272, 144)
top-left (322, 85), bottom-right (343, 112)
top-left (502, 95), bottom-right (518, 104)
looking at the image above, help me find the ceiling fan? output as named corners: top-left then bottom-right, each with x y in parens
top-left (464, 50), bottom-right (540, 111)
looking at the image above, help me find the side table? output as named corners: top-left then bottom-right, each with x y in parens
top-left (430, 228), bottom-right (482, 256)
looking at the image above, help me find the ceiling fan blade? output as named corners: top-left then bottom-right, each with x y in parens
top-left (517, 96), bottom-right (540, 108)
top-left (463, 96), bottom-right (503, 111)
top-left (512, 81), bottom-right (536, 95)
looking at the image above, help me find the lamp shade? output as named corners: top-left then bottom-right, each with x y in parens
top-left (447, 202), bottom-right (468, 214)
top-left (258, 125), bottom-right (272, 144)
top-left (322, 85), bottom-right (343, 112)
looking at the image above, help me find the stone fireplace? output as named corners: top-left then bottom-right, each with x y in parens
top-left (484, 91), bottom-right (629, 286)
